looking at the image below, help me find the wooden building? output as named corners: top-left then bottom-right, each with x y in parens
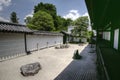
top-left (85, 0), bottom-right (120, 80)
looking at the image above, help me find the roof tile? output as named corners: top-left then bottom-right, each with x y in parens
top-left (0, 21), bottom-right (32, 33)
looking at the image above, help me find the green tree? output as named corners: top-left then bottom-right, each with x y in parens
top-left (56, 16), bottom-right (65, 31)
top-left (55, 16), bottom-right (72, 31)
top-left (34, 2), bottom-right (58, 30)
top-left (26, 2), bottom-right (72, 31)
top-left (10, 12), bottom-right (19, 23)
top-left (34, 2), bottom-right (56, 18)
top-left (72, 16), bottom-right (89, 38)
top-left (24, 16), bottom-right (32, 24)
top-left (34, 2), bottom-right (72, 31)
top-left (27, 11), bottom-right (54, 31)
top-left (66, 18), bottom-right (73, 26)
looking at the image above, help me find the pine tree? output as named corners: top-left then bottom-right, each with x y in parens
top-left (10, 12), bottom-right (19, 23)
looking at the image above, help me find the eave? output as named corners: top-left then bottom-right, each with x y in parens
top-left (85, 0), bottom-right (120, 30)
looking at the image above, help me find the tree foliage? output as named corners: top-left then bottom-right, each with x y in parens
top-left (24, 16), bottom-right (32, 24)
top-left (26, 2), bottom-right (72, 31)
top-left (66, 18), bottom-right (73, 26)
top-left (10, 12), bottom-right (19, 23)
top-left (74, 16), bottom-right (89, 31)
top-left (34, 2), bottom-right (56, 18)
top-left (72, 16), bottom-right (89, 38)
top-left (27, 11), bottom-right (54, 31)
top-left (55, 16), bottom-right (71, 31)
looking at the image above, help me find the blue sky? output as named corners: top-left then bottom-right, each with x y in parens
top-left (0, 0), bottom-right (88, 24)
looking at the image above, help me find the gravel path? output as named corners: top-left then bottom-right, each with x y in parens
top-left (0, 44), bottom-right (98, 80)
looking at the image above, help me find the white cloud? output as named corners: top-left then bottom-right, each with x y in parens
top-left (0, 16), bottom-right (9, 22)
top-left (0, 0), bottom-right (11, 11)
top-left (63, 10), bottom-right (90, 21)
top-left (82, 12), bottom-right (89, 16)
top-left (63, 10), bottom-right (81, 21)
top-left (64, 10), bottom-right (92, 30)
top-left (24, 11), bottom-right (33, 20)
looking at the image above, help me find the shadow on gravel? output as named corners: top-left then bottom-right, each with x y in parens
top-left (54, 45), bottom-right (98, 80)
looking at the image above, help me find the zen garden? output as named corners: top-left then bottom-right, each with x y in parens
top-left (0, 0), bottom-right (120, 80)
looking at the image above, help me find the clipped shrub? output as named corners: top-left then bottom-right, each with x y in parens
top-left (73, 50), bottom-right (82, 59)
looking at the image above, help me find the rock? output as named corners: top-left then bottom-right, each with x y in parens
top-left (73, 50), bottom-right (82, 59)
top-left (20, 62), bottom-right (41, 76)
top-left (55, 46), bottom-right (60, 49)
top-left (55, 44), bottom-right (69, 49)
top-left (26, 51), bottom-right (32, 55)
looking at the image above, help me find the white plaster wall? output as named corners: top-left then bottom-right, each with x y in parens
top-left (26, 35), bottom-right (38, 51)
top-left (81, 38), bottom-right (87, 43)
top-left (26, 34), bottom-right (63, 51)
top-left (114, 29), bottom-right (119, 50)
top-left (38, 35), bottom-right (47, 49)
top-left (0, 32), bottom-right (63, 60)
top-left (68, 26), bottom-right (75, 34)
top-left (103, 32), bottom-right (110, 41)
top-left (73, 37), bottom-right (79, 42)
top-left (0, 32), bottom-right (25, 58)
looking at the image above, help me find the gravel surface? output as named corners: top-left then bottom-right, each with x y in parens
top-left (54, 44), bottom-right (98, 80)
top-left (0, 44), bottom-right (96, 80)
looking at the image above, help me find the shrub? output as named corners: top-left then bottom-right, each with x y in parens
top-left (73, 50), bottom-right (82, 59)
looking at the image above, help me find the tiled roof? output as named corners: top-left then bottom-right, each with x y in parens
top-left (61, 31), bottom-right (70, 35)
top-left (61, 31), bottom-right (72, 35)
top-left (0, 21), bottom-right (32, 33)
top-left (33, 31), bottom-right (63, 36)
top-left (0, 21), bottom-right (63, 35)
top-left (60, 31), bottom-right (76, 37)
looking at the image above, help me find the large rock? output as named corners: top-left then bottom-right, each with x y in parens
top-left (20, 62), bottom-right (41, 76)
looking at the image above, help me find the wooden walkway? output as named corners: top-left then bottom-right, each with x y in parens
top-left (54, 45), bottom-right (98, 80)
